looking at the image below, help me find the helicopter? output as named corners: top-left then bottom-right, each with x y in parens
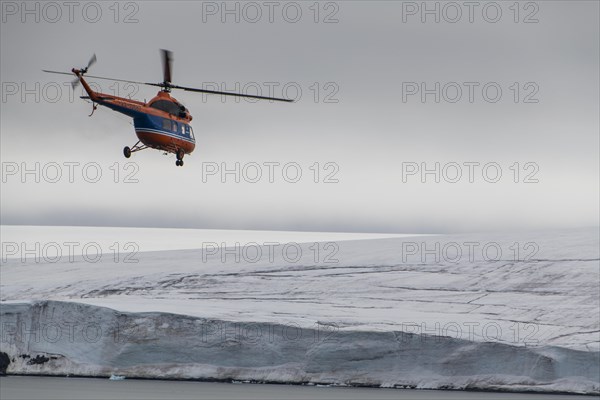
top-left (44, 50), bottom-right (293, 166)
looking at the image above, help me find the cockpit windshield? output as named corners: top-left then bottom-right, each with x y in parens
top-left (149, 99), bottom-right (185, 115)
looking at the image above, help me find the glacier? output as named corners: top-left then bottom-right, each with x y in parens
top-left (1, 226), bottom-right (598, 394)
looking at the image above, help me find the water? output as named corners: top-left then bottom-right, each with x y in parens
top-left (0, 376), bottom-right (590, 400)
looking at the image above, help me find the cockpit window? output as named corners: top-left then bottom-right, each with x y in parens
top-left (150, 100), bottom-right (183, 115)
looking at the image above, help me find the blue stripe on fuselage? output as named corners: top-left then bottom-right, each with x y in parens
top-left (135, 127), bottom-right (196, 145)
top-left (133, 114), bottom-right (195, 144)
top-left (96, 98), bottom-right (195, 143)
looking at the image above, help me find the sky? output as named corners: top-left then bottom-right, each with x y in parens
top-left (1, 0), bottom-right (598, 233)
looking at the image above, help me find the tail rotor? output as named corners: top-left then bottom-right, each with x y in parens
top-left (72, 53), bottom-right (97, 89)
top-left (82, 53), bottom-right (97, 74)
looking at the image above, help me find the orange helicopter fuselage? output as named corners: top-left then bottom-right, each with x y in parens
top-left (75, 68), bottom-right (196, 156)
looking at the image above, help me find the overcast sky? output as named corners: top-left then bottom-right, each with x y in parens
top-left (1, 1), bottom-right (598, 233)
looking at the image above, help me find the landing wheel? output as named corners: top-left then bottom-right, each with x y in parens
top-left (176, 149), bottom-right (185, 167)
top-left (123, 146), bottom-right (131, 158)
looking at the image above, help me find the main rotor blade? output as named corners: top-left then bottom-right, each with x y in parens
top-left (43, 70), bottom-right (149, 85)
top-left (43, 70), bottom-right (79, 89)
top-left (43, 69), bottom-right (294, 102)
top-left (171, 84), bottom-right (294, 102)
top-left (84, 74), bottom-right (149, 86)
top-left (42, 70), bottom-right (76, 77)
top-left (161, 49), bottom-right (173, 84)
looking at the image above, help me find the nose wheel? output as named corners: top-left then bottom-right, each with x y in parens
top-left (176, 149), bottom-right (185, 167)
